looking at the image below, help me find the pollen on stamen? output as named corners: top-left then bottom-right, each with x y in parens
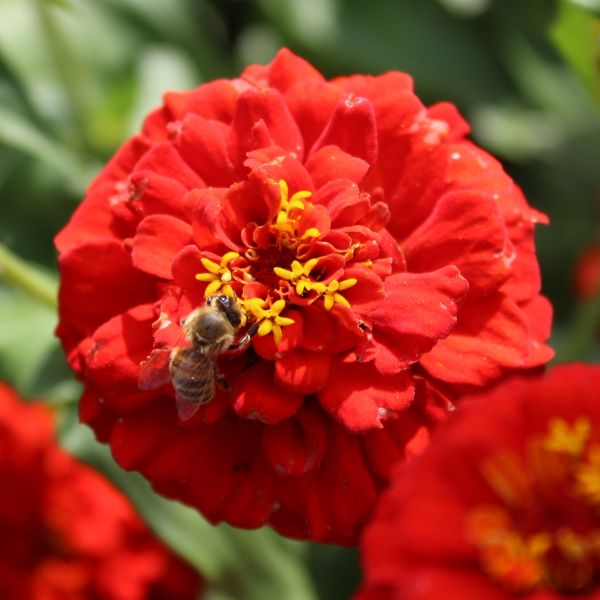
top-left (269, 179), bottom-right (317, 249)
top-left (273, 258), bottom-right (357, 309)
top-left (195, 252), bottom-right (240, 297)
top-left (241, 297), bottom-right (294, 345)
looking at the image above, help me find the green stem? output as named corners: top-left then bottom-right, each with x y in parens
top-left (560, 288), bottom-right (600, 361)
top-left (0, 243), bottom-right (58, 309)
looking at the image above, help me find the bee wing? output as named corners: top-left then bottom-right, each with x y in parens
top-left (138, 348), bottom-right (172, 390)
top-left (174, 360), bottom-right (216, 422)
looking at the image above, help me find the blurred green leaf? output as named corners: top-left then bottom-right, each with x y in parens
top-left (556, 288), bottom-right (600, 361)
top-left (566, 0), bottom-right (600, 13)
top-left (0, 284), bottom-right (57, 394)
top-left (0, 104), bottom-right (95, 193)
top-left (126, 45), bottom-right (201, 134)
top-left (257, 0), bottom-right (508, 105)
top-left (62, 423), bottom-right (317, 600)
top-left (437, 0), bottom-right (492, 18)
top-left (550, 0), bottom-right (600, 108)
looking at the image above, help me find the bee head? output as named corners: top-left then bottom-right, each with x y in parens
top-left (207, 294), bottom-right (242, 328)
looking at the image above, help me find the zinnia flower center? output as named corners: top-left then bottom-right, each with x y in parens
top-left (195, 179), bottom-right (359, 344)
top-left (468, 417), bottom-right (600, 595)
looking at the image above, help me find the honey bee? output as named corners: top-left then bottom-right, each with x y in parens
top-left (139, 295), bottom-right (257, 421)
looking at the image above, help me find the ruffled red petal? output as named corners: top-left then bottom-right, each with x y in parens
top-left (232, 361), bottom-right (303, 424)
top-left (420, 293), bottom-right (531, 385)
top-left (57, 240), bottom-right (156, 356)
top-left (131, 214), bottom-right (193, 279)
top-left (402, 190), bottom-right (512, 296)
top-left (319, 359), bottom-right (415, 432)
top-left (311, 95), bottom-right (378, 166)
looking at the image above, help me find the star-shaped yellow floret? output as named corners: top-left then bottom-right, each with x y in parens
top-left (195, 251), bottom-right (239, 297)
top-left (242, 298), bottom-right (294, 345)
top-left (273, 258), bottom-right (357, 310)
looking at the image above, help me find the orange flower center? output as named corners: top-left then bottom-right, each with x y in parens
top-left (194, 179), bottom-right (358, 344)
top-left (468, 417), bottom-right (600, 595)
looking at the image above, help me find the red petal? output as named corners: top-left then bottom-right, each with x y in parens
top-left (185, 187), bottom-right (241, 251)
top-left (171, 245), bottom-right (206, 308)
top-left (260, 405), bottom-right (328, 476)
top-left (252, 309), bottom-right (303, 360)
top-left (427, 101), bottom-right (471, 140)
top-left (445, 141), bottom-right (547, 225)
top-left (521, 294), bottom-right (552, 344)
top-left (361, 412), bottom-right (431, 481)
top-left (500, 220), bottom-right (541, 302)
top-left (305, 145), bottom-right (370, 188)
top-left (130, 172), bottom-right (187, 220)
top-left (57, 240), bottom-right (156, 354)
top-left (285, 80), bottom-right (346, 153)
top-left (519, 295), bottom-right (555, 368)
top-left (275, 349), bottom-right (331, 395)
top-left (319, 359), bottom-right (415, 432)
top-left (55, 136), bottom-right (150, 253)
top-left (299, 304), bottom-right (334, 352)
top-left (364, 91), bottom-right (448, 240)
top-left (110, 400), bottom-right (174, 470)
top-left (131, 215), bottom-right (193, 279)
top-left (312, 180), bottom-right (370, 227)
top-left (229, 87), bottom-right (304, 169)
top-left (78, 386), bottom-right (115, 442)
top-left (245, 150), bottom-right (315, 201)
top-left (172, 114), bottom-right (235, 186)
top-left (222, 180), bottom-right (273, 233)
top-left (163, 79), bottom-right (240, 123)
top-left (273, 421), bottom-right (378, 544)
top-left (85, 304), bottom-right (157, 410)
top-left (186, 420), bottom-right (277, 528)
top-left (263, 48), bottom-right (324, 93)
top-left (232, 361), bottom-right (303, 424)
top-left (332, 71), bottom-right (413, 99)
top-left (371, 267), bottom-right (468, 337)
top-left (311, 95), bottom-right (378, 166)
top-left (420, 293), bottom-right (532, 386)
top-left (132, 141), bottom-right (204, 190)
top-left (402, 191), bottom-right (511, 296)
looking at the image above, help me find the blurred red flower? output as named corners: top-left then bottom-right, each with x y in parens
top-left (574, 245), bottom-right (600, 300)
top-left (0, 383), bottom-right (200, 600)
top-left (356, 364), bottom-right (600, 600)
top-left (55, 49), bottom-right (552, 544)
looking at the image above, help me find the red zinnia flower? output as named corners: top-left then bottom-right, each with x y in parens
top-left (0, 383), bottom-right (201, 600)
top-left (356, 364), bottom-right (600, 600)
top-left (55, 49), bottom-right (552, 544)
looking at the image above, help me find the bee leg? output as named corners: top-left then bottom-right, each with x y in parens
top-left (213, 369), bottom-right (231, 391)
top-left (229, 322), bottom-right (259, 351)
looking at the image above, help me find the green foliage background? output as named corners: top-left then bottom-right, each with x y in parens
top-left (0, 0), bottom-right (599, 598)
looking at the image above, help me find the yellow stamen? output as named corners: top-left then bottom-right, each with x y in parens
top-left (268, 179), bottom-right (317, 249)
top-left (321, 278), bottom-right (357, 311)
top-left (543, 418), bottom-right (591, 457)
top-left (195, 252), bottom-right (240, 297)
top-left (240, 296), bottom-right (294, 346)
top-left (272, 258), bottom-right (356, 310)
top-left (468, 506), bottom-right (547, 593)
top-left (574, 445), bottom-right (600, 505)
top-left (302, 227), bottom-right (321, 239)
